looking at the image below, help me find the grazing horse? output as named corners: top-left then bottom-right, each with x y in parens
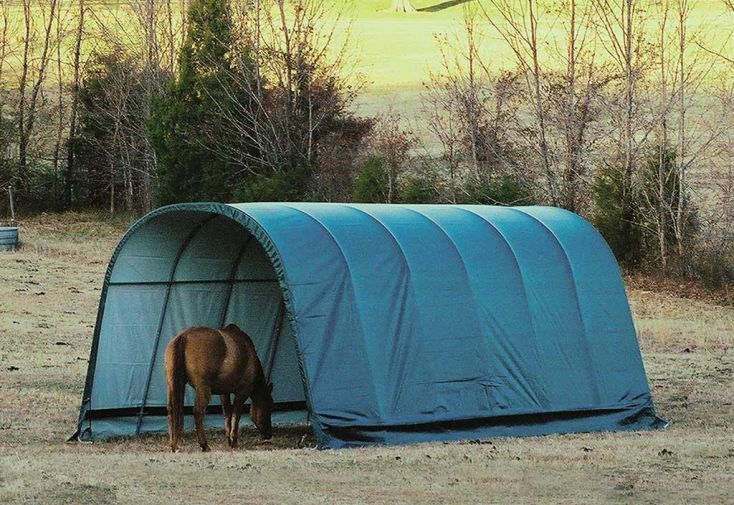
top-left (164, 323), bottom-right (274, 452)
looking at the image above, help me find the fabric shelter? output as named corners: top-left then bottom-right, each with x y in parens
top-left (72, 203), bottom-right (665, 448)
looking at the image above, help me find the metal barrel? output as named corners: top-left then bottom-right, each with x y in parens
top-left (0, 226), bottom-right (19, 251)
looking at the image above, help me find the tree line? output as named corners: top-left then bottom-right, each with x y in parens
top-left (0, 0), bottom-right (733, 288)
top-left (421, 0), bottom-right (734, 285)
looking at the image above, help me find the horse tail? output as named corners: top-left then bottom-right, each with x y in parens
top-left (165, 335), bottom-right (186, 451)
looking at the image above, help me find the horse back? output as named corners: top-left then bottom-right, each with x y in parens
top-left (175, 324), bottom-right (262, 393)
top-left (175, 327), bottom-right (228, 380)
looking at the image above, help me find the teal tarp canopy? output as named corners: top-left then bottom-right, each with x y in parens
top-left (73, 203), bottom-right (665, 448)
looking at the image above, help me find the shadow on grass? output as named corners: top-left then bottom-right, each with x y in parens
top-left (91, 424), bottom-right (317, 453)
top-left (419, 0), bottom-right (474, 13)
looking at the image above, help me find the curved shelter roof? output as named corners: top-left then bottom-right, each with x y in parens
top-left (74, 203), bottom-right (665, 448)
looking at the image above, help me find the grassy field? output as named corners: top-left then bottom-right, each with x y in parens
top-left (0, 212), bottom-right (732, 504)
top-left (336, 0), bottom-right (734, 130)
top-left (8, 0), bottom-right (734, 119)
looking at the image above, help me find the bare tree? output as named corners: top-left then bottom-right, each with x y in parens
top-left (631, 0), bottom-right (725, 270)
top-left (87, 0), bottom-right (180, 210)
top-left (0, 2), bottom-right (10, 96)
top-left (555, 0), bottom-right (603, 212)
top-left (17, 0), bottom-right (59, 183)
top-left (370, 112), bottom-right (415, 203)
top-left (0, 2), bottom-right (12, 194)
top-left (162, 0), bottom-right (178, 74)
top-left (0, 2), bottom-right (11, 124)
top-left (215, 0), bottom-right (361, 179)
top-left (422, 56), bottom-right (463, 203)
top-left (52, 0), bottom-right (71, 191)
top-left (483, 0), bottom-right (556, 203)
top-left (74, 50), bottom-right (156, 212)
top-left (593, 0), bottom-right (647, 191)
top-left (671, 0), bottom-right (695, 263)
top-left (65, 0), bottom-right (85, 207)
top-left (641, 0), bottom-right (674, 267)
top-left (480, 0), bottom-right (608, 210)
top-left (422, 7), bottom-right (526, 203)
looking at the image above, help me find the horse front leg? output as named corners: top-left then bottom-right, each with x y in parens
top-left (220, 394), bottom-right (233, 448)
top-left (193, 385), bottom-right (212, 452)
top-left (229, 393), bottom-right (248, 449)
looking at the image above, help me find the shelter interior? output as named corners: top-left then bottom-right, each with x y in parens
top-left (88, 211), bottom-right (307, 436)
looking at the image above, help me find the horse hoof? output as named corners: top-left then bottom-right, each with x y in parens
top-left (201, 445), bottom-right (211, 452)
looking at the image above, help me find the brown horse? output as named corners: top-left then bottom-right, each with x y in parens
top-left (164, 323), bottom-right (274, 452)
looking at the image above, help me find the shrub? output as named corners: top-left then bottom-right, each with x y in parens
top-left (400, 171), bottom-right (441, 204)
top-left (691, 237), bottom-right (734, 291)
top-left (353, 157), bottom-right (390, 203)
top-left (461, 174), bottom-right (534, 206)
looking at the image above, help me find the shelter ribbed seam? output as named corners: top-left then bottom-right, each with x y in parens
top-left (512, 208), bottom-right (601, 405)
top-left (455, 206), bottom-right (549, 408)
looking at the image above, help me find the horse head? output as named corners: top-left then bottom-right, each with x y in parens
top-left (250, 381), bottom-right (274, 439)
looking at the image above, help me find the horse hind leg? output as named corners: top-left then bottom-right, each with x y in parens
top-left (193, 385), bottom-right (212, 452)
top-left (221, 394), bottom-right (234, 448)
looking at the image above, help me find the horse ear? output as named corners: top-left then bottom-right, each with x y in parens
top-left (223, 323), bottom-right (246, 337)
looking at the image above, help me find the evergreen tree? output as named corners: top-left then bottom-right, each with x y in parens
top-left (149, 0), bottom-right (253, 204)
top-left (353, 157), bottom-right (390, 203)
top-left (592, 164), bottom-right (642, 267)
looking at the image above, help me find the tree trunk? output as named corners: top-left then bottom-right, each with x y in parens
top-left (164, 0), bottom-right (176, 74)
top-left (0, 5), bottom-right (9, 116)
top-left (562, 0), bottom-right (577, 212)
top-left (465, 14), bottom-right (481, 179)
top-left (65, 0), bottom-right (84, 208)
top-left (276, 0), bottom-right (295, 170)
top-left (17, 0), bottom-right (32, 183)
top-left (658, 0), bottom-right (669, 270)
top-left (674, 0), bottom-right (687, 263)
top-left (623, 0), bottom-right (634, 196)
top-left (528, 0), bottom-right (556, 205)
top-left (52, 0), bottom-right (65, 202)
top-left (387, 0), bottom-right (417, 13)
top-left (18, 0), bottom-right (58, 181)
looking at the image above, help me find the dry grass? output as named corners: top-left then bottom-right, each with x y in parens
top-left (630, 282), bottom-right (734, 352)
top-left (1, 212), bottom-right (733, 504)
